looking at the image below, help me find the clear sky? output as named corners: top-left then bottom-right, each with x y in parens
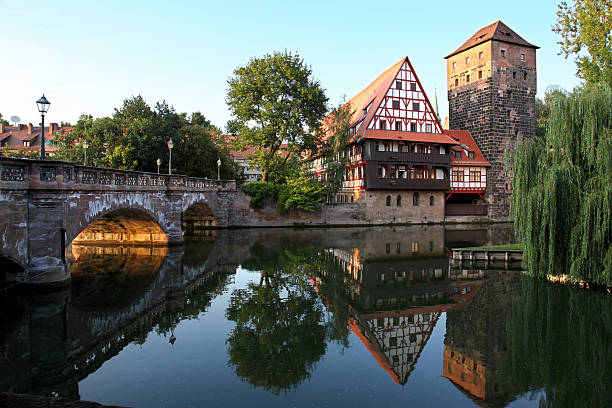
top-left (0, 0), bottom-right (580, 129)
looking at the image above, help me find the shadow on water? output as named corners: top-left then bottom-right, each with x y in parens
top-left (0, 223), bottom-right (609, 407)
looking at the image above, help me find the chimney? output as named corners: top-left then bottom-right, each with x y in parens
top-left (27, 123), bottom-right (33, 134)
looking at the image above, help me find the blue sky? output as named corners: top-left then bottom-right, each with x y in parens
top-left (0, 0), bottom-right (580, 129)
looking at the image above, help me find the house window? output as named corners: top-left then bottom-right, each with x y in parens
top-left (478, 70), bottom-right (482, 79)
top-left (23, 141), bottom-right (30, 146)
top-left (378, 164), bottom-right (388, 178)
top-left (451, 170), bottom-right (464, 182)
top-left (430, 195), bottom-right (434, 206)
top-left (454, 150), bottom-right (462, 159)
top-left (455, 78), bottom-right (459, 87)
top-left (524, 72), bottom-right (528, 80)
top-left (468, 151), bottom-right (475, 159)
top-left (413, 192), bottom-right (419, 206)
top-left (413, 102), bottom-right (420, 111)
top-left (479, 51), bottom-right (483, 59)
top-left (398, 165), bottom-right (406, 178)
top-left (465, 56), bottom-right (470, 64)
top-left (466, 74), bottom-right (470, 83)
top-left (410, 123), bottom-right (417, 132)
top-left (513, 71), bottom-right (517, 79)
top-left (452, 62), bottom-right (456, 69)
top-left (386, 195), bottom-right (391, 207)
top-left (396, 80), bottom-right (402, 89)
top-left (469, 171), bottom-right (481, 182)
top-left (426, 124), bottom-right (432, 133)
top-left (520, 53), bottom-right (525, 61)
top-left (501, 49), bottom-right (506, 57)
top-left (392, 100), bottom-right (400, 109)
top-left (379, 120), bottom-right (386, 130)
top-left (395, 122), bottom-right (402, 131)
top-left (389, 337), bottom-right (397, 347)
top-left (410, 82), bottom-right (417, 91)
top-left (397, 195), bottom-right (401, 207)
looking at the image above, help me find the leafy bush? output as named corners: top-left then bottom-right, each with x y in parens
top-left (241, 176), bottom-right (326, 213)
top-left (241, 181), bottom-right (280, 209)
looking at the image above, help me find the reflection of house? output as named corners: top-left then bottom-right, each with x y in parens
top-left (0, 123), bottom-right (71, 156)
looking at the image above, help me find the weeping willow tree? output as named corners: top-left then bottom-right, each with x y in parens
top-left (509, 84), bottom-right (612, 285)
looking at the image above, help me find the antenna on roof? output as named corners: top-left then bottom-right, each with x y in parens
top-left (10, 116), bottom-right (20, 126)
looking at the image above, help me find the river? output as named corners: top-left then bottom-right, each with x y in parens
top-left (0, 225), bottom-right (609, 407)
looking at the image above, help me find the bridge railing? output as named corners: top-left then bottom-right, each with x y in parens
top-left (0, 157), bottom-right (236, 192)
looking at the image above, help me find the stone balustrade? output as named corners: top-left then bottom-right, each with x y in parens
top-left (0, 157), bottom-right (236, 192)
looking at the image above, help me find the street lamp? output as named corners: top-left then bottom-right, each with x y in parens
top-left (217, 158), bottom-right (221, 181)
top-left (36, 94), bottom-right (50, 159)
top-left (156, 158), bottom-right (161, 174)
top-left (82, 139), bottom-right (89, 166)
top-left (167, 138), bottom-right (174, 174)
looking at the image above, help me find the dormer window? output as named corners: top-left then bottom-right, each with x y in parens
top-left (396, 80), bottom-right (402, 89)
top-left (468, 151), bottom-right (475, 159)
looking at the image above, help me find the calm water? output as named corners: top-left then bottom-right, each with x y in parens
top-left (1, 225), bottom-right (610, 408)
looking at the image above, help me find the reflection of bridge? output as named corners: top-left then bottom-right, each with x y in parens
top-left (0, 157), bottom-right (237, 285)
top-left (0, 232), bottom-right (244, 399)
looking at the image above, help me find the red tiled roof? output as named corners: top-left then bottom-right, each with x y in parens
top-left (444, 129), bottom-right (490, 166)
top-left (365, 129), bottom-right (459, 145)
top-left (445, 20), bottom-right (539, 59)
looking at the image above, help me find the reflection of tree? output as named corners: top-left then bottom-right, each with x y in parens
top-left (505, 278), bottom-right (612, 408)
top-left (225, 244), bottom-right (350, 394)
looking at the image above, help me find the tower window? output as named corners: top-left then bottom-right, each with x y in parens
top-left (392, 100), bottom-right (400, 109)
top-left (396, 80), bottom-right (402, 89)
top-left (513, 72), bottom-right (517, 79)
top-left (466, 74), bottom-right (470, 83)
top-left (395, 122), bottom-right (402, 131)
top-left (410, 123), bottom-right (417, 132)
top-left (413, 102), bottom-right (420, 111)
top-left (524, 72), bottom-right (528, 80)
top-left (479, 51), bottom-right (483, 59)
top-left (410, 82), bottom-right (417, 91)
top-left (386, 196), bottom-right (391, 207)
top-left (520, 53), bottom-right (525, 61)
top-left (413, 192), bottom-right (420, 206)
top-left (478, 70), bottom-right (482, 79)
top-left (379, 120), bottom-right (387, 130)
top-left (430, 195), bottom-right (435, 206)
top-left (397, 195), bottom-right (401, 207)
top-left (455, 78), bottom-right (459, 87)
top-left (501, 49), bottom-right (506, 58)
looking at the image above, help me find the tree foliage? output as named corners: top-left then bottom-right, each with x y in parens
top-left (226, 51), bottom-right (328, 181)
top-left (508, 84), bottom-right (612, 285)
top-left (553, 0), bottom-right (612, 86)
top-left (0, 113), bottom-right (9, 126)
top-left (53, 96), bottom-right (236, 179)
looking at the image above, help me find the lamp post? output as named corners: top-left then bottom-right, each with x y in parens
top-left (167, 138), bottom-right (174, 174)
top-left (156, 158), bottom-right (161, 174)
top-left (82, 139), bottom-right (89, 165)
top-left (36, 94), bottom-right (50, 159)
top-left (217, 158), bottom-right (221, 181)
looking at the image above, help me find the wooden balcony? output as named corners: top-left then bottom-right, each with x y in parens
top-left (445, 204), bottom-right (489, 216)
top-left (366, 177), bottom-right (450, 190)
top-left (367, 150), bottom-right (451, 165)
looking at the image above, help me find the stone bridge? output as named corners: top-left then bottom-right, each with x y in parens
top-left (0, 157), bottom-right (237, 286)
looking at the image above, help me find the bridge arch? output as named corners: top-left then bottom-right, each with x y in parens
top-left (70, 207), bottom-right (169, 247)
top-left (182, 201), bottom-right (218, 235)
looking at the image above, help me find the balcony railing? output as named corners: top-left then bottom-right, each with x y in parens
top-left (366, 177), bottom-right (450, 190)
top-left (445, 204), bottom-right (488, 216)
top-left (367, 150), bottom-right (451, 165)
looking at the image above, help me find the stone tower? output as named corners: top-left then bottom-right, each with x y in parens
top-left (445, 21), bottom-right (538, 219)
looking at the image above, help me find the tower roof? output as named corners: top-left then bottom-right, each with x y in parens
top-left (445, 20), bottom-right (539, 59)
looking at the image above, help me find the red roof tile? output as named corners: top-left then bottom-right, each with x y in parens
top-left (444, 129), bottom-right (490, 166)
top-left (445, 20), bottom-right (539, 59)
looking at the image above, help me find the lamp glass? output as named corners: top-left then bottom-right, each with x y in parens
top-left (36, 94), bottom-right (50, 114)
top-left (167, 138), bottom-right (174, 149)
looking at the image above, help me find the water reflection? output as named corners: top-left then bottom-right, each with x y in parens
top-left (0, 224), bottom-right (609, 408)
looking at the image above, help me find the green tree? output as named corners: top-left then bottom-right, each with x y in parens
top-left (227, 51), bottom-right (328, 181)
top-left (553, 0), bottom-right (612, 86)
top-left (0, 113), bottom-right (9, 126)
top-left (508, 84), bottom-right (612, 285)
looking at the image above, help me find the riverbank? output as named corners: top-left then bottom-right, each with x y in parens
top-left (0, 393), bottom-right (128, 408)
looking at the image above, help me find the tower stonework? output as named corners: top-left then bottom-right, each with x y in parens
top-left (446, 21), bottom-right (538, 219)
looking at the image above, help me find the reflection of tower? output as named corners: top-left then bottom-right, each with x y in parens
top-left (443, 270), bottom-right (523, 405)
